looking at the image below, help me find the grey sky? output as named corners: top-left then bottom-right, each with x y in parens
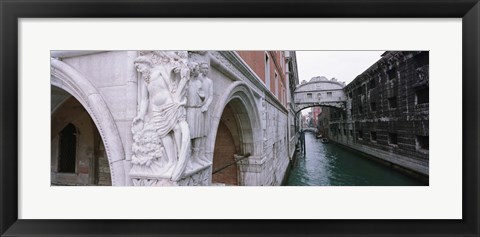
top-left (296, 51), bottom-right (383, 115)
top-left (296, 51), bottom-right (384, 85)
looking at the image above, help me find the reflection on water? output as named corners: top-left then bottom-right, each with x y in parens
top-left (285, 132), bottom-right (425, 186)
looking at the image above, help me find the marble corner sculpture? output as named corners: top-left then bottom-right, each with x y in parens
top-left (129, 51), bottom-right (213, 186)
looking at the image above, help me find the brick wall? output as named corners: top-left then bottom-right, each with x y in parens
top-left (212, 121), bottom-right (239, 185)
top-left (96, 141), bottom-right (112, 185)
top-left (237, 51), bottom-right (266, 83)
top-left (237, 51), bottom-right (288, 107)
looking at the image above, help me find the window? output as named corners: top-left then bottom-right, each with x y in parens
top-left (358, 105), bottom-right (363, 114)
top-left (350, 130), bottom-right (353, 137)
top-left (307, 93), bottom-right (312, 99)
top-left (387, 67), bottom-right (397, 80)
top-left (370, 102), bottom-right (377, 112)
top-left (368, 79), bottom-right (376, 89)
top-left (58, 123), bottom-right (77, 173)
top-left (358, 130), bottom-right (363, 139)
top-left (416, 135), bottom-right (429, 150)
top-left (416, 87), bottom-right (429, 104)
top-left (265, 53), bottom-right (270, 90)
top-left (327, 92), bottom-right (333, 97)
top-left (275, 71), bottom-right (279, 96)
top-left (331, 111), bottom-right (337, 120)
top-left (356, 86), bottom-right (365, 96)
top-left (370, 131), bottom-right (377, 142)
top-left (388, 97), bottom-right (397, 109)
top-left (344, 129), bottom-right (347, 136)
top-left (388, 133), bottom-right (398, 145)
top-left (414, 51), bottom-right (429, 68)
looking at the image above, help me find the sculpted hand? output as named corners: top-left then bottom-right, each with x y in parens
top-left (133, 116), bottom-right (144, 124)
top-left (132, 116), bottom-right (145, 133)
top-left (201, 106), bottom-right (208, 112)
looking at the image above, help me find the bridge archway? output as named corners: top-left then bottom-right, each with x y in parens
top-left (51, 58), bottom-right (126, 186)
top-left (293, 76), bottom-right (347, 113)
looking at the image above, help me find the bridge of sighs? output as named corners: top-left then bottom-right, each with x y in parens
top-left (293, 76), bottom-right (347, 114)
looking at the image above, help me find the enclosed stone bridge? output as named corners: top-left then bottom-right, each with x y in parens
top-left (293, 76), bottom-right (347, 113)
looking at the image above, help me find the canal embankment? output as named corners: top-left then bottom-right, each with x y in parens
top-left (331, 140), bottom-right (429, 184)
top-left (284, 132), bottom-right (425, 186)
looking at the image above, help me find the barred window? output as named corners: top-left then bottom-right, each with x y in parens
top-left (416, 135), bottom-right (429, 150)
top-left (388, 97), bottom-right (397, 109)
top-left (371, 131), bottom-right (377, 142)
top-left (358, 130), bottom-right (363, 139)
top-left (389, 133), bottom-right (398, 145)
top-left (387, 67), bottom-right (397, 80)
top-left (416, 87), bottom-right (429, 104)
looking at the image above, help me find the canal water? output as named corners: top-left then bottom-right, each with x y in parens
top-left (285, 132), bottom-right (425, 186)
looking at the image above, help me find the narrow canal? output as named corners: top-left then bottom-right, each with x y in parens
top-left (285, 132), bottom-right (425, 186)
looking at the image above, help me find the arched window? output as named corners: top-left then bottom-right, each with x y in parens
top-left (59, 123), bottom-right (77, 173)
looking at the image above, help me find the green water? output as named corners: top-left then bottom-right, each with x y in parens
top-left (285, 132), bottom-right (426, 186)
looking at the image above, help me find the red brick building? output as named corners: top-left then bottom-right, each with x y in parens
top-left (237, 51), bottom-right (288, 107)
top-left (312, 106), bottom-right (322, 128)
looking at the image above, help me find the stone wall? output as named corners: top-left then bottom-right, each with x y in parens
top-left (328, 51), bottom-right (429, 176)
top-left (62, 51), bottom-right (138, 175)
top-left (96, 142), bottom-right (112, 186)
top-left (262, 99), bottom-right (289, 185)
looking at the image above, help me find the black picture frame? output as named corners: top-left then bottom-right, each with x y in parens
top-left (1, 0), bottom-right (479, 236)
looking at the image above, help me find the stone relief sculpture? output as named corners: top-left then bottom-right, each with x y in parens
top-left (130, 51), bottom-right (192, 185)
top-left (186, 61), bottom-right (214, 167)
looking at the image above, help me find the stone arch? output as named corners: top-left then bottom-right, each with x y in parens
top-left (51, 95), bottom-right (112, 185)
top-left (293, 78), bottom-right (347, 113)
top-left (207, 81), bottom-right (262, 164)
top-left (294, 104), bottom-right (345, 117)
top-left (51, 58), bottom-right (126, 186)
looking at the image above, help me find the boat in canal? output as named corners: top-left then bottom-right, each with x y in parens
top-left (321, 138), bottom-right (329, 143)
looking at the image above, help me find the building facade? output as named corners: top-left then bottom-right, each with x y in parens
top-left (51, 51), bottom-right (299, 186)
top-left (327, 51), bottom-right (429, 178)
top-left (312, 106), bottom-right (322, 128)
top-left (316, 106), bottom-right (331, 138)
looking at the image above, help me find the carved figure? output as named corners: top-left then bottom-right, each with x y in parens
top-left (130, 51), bottom-right (191, 184)
top-left (186, 62), bottom-right (213, 166)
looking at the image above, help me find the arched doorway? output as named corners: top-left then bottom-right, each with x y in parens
top-left (209, 82), bottom-right (262, 186)
top-left (51, 86), bottom-right (112, 185)
top-left (212, 103), bottom-right (241, 185)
